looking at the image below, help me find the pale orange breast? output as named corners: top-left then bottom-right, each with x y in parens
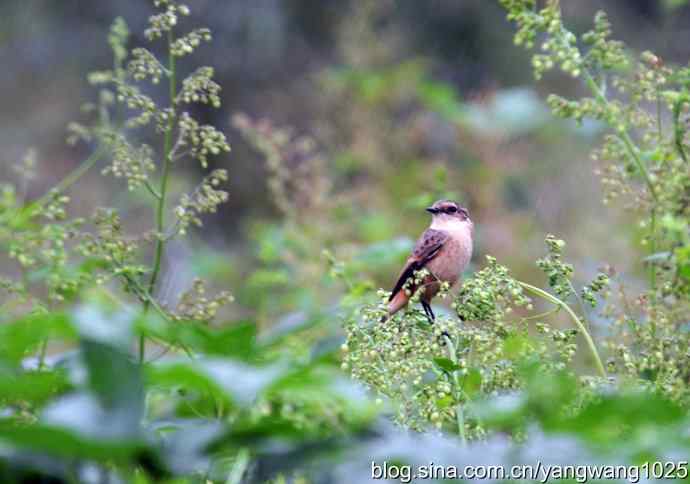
top-left (426, 227), bottom-right (473, 285)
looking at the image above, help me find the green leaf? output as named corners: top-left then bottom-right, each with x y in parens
top-left (417, 80), bottom-right (464, 121)
top-left (0, 418), bottom-right (150, 462)
top-left (0, 313), bottom-right (75, 367)
top-left (143, 317), bottom-right (257, 361)
top-left (0, 369), bottom-right (70, 406)
top-left (148, 358), bottom-right (285, 406)
top-left (462, 368), bottom-right (482, 398)
top-left (81, 340), bottom-right (143, 416)
top-left (433, 357), bottom-right (460, 373)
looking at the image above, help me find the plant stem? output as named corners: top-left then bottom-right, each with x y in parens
top-left (442, 334), bottom-right (467, 445)
top-left (1, 144), bottom-right (108, 227)
top-left (142, 29), bottom-right (177, 364)
top-left (35, 144), bottom-right (108, 208)
top-left (38, 339), bottom-right (48, 370)
top-left (649, 204), bottom-right (657, 295)
top-left (226, 448), bottom-right (250, 484)
top-left (582, 71), bottom-right (658, 202)
top-left (567, 279), bottom-right (593, 331)
top-left (518, 281), bottom-right (607, 378)
top-left (650, 91), bottom-right (661, 299)
top-left (123, 273), bottom-right (194, 359)
top-left (673, 95), bottom-right (689, 164)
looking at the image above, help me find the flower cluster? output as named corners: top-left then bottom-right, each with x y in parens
top-left (77, 208), bottom-right (146, 285)
top-left (0, 1), bottom-right (234, 349)
top-left (454, 255), bottom-right (531, 322)
top-left (536, 235), bottom-right (574, 299)
top-left (6, 190), bottom-right (88, 303)
top-left (115, 83), bottom-right (158, 128)
top-left (343, 276), bottom-right (574, 436)
top-left (581, 12), bottom-right (626, 67)
top-left (12, 149), bottom-right (37, 185)
top-left (500, 0), bottom-right (690, 406)
top-left (177, 113), bottom-right (230, 168)
top-left (128, 48), bottom-right (165, 84)
top-left (581, 271), bottom-right (610, 308)
top-left (172, 169), bottom-right (229, 236)
top-left (603, 281), bottom-right (690, 404)
top-left (173, 277), bottom-right (233, 322)
top-left (171, 28), bottom-right (212, 57)
top-left (232, 113), bottom-right (331, 217)
top-left (101, 134), bottom-right (156, 191)
top-left (144, 1), bottom-right (189, 41)
top-left (177, 67), bottom-right (221, 107)
top-left (342, 301), bottom-right (464, 432)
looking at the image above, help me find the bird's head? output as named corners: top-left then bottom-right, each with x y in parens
top-left (426, 200), bottom-right (471, 224)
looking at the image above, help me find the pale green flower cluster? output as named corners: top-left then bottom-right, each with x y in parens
top-left (232, 113), bottom-right (331, 218)
top-left (174, 278), bottom-right (233, 322)
top-left (177, 112), bottom-right (230, 168)
top-left (499, 1), bottom-right (690, 406)
top-left (343, 245), bottom-right (591, 437)
top-left (0, 0), bottom-right (234, 327)
top-left (173, 169), bottom-right (229, 236)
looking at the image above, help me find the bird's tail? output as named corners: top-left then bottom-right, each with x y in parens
top-left (380, 291), bottom-right (409, 323)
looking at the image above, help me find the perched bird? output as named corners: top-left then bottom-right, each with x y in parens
top-left (384, 200), bottom-right (473, 323)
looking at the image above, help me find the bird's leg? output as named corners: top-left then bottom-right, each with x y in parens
top-left (427, 303), bottom-right (436, 321)
top-left (421, 301), bottom-right (435, 324)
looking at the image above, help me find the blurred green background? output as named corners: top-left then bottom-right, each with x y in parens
top-left (1, 0), bottom-right (687, 326)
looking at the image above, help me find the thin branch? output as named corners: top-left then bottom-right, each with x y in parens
top-left (518, 281), bottom-right (607, 378)
top-left (143, 179), bottom-right (162, 200)
top-left (442, 334), bottom-right (467, 445)
top-left (142, 28), bottom-right (178, 363)
top-left (582, 70), bottom-right (658, 202)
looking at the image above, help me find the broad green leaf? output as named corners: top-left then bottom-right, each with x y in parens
top-left (81, 340), bottom-right (143, 417)
top-left (433, 357), bottom-right (460, 373)
top-left (148, 358), bottom-right (285, 406)
top-left (145, 319), bottom-right (257, 361)
top-left (462, 368), bottom-right (482, 398)
top-left (0, 313), bottom-right (75, 367)
top-left (0, 417), bottom-right (151, 463)
top-left (0, 369), bottom-right (70, 406)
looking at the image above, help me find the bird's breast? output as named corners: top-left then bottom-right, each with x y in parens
top-left (427, 227), bottom-right (473, 284)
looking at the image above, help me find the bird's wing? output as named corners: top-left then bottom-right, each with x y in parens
top-left (388, 228), bottom-right (448, 301)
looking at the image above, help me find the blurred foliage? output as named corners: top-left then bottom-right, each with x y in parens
top-left (0, 0), bottom-right (689, 483)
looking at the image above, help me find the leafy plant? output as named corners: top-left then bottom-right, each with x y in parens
top-left (1, 0), bottom-right (690, 482)
top-left (343, 0), bottom-right (690, 460)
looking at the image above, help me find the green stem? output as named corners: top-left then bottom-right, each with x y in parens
top-left (650, 90), bottom-right (661, 299)
top-left (3, 144), bottom-right (108, 227)
top-left (123, 273), bottom-right (193, 359)
top-left (36, 144), bottom-right (108, 207)
top-left (518, 281), bottom-right (607, 379)
top-left (672, 94), bottom-right (689, 164)
top-left (38, 339), bottom-right (48, 370)
top-left (442, 334), bottom-right (467, 445)
top-left (226, 448), bottom-right (250, 484)
top-left (582, 71), bottom-right (658, 202)
top-left (142, 29), bottom-right (177, 363)
top-left (650, 205), bottom-right (657, 291)
top-left (567, 279), bottom-right (592, 331)
top-left (519, 306), bottom-right (560, 322)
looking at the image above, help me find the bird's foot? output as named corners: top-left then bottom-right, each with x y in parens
top-left (421, 301), bottom-right (435, 325)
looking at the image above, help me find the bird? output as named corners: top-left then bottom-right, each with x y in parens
top-left (383, 199), bottom-right (473, 323)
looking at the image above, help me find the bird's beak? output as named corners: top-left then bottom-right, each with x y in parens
top-left (426, 207), bottom-right (438, 214)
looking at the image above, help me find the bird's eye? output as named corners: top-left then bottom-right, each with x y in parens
top-left (447, 206), bottom-right (457, 213)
